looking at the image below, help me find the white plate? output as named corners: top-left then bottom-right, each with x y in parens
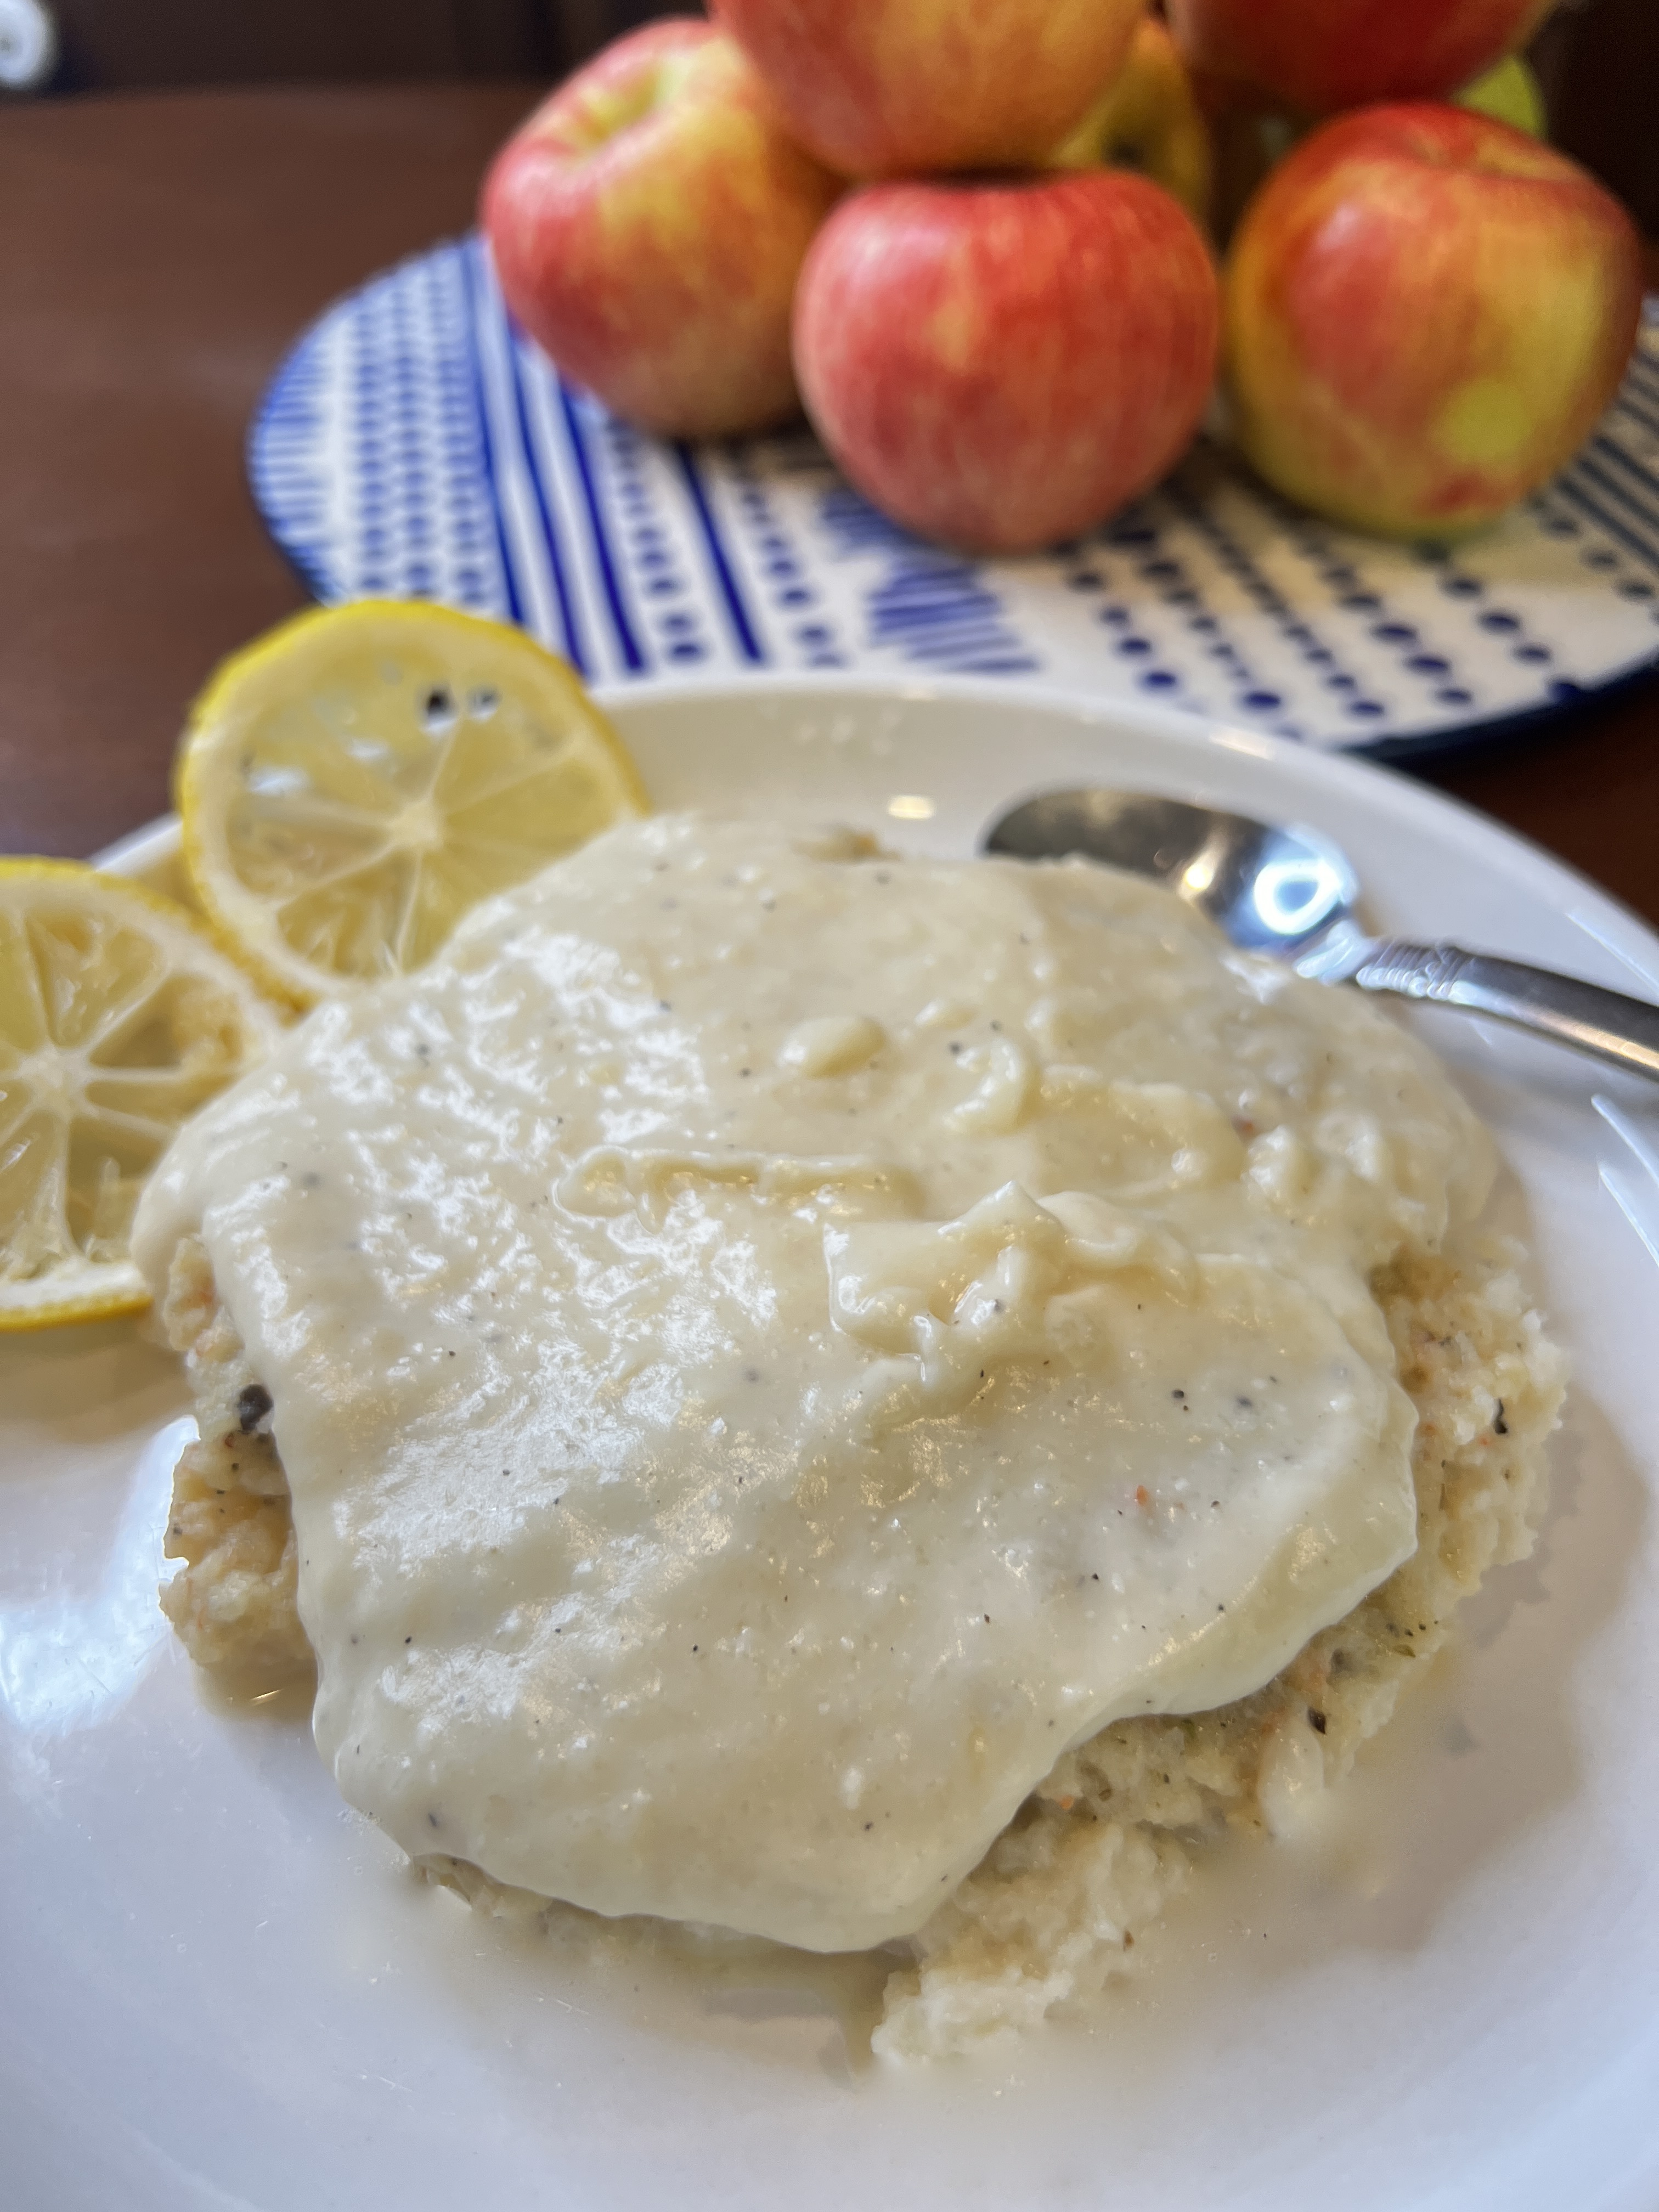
top-left (5, 677), bottom-right (1658, 2212)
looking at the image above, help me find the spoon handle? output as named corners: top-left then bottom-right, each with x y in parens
top-left (1350, 941), bottom-right (1659, 1081)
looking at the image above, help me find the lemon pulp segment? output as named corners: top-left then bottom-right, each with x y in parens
top-left (0, 863), bottom-right (279, 1328)
top-left (177, 602), bottom-right (648, 1004)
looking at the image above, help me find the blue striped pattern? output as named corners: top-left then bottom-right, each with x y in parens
top-left (249, 247), bottom-right (1659, 756)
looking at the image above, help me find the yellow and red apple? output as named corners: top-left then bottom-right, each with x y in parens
top-left (793, 172), bottom-right (1220, 554)
top-left (480, 20), bottom-right (842, 439)
top-left (711, 0), bottom-right (1146, 178)
top-left (1224, 103), bottom-right (1643, 538)
top-left (1048, 16), bottom-right (1214, 230)
top-left (1166, 0), bottom-right (1556, 120)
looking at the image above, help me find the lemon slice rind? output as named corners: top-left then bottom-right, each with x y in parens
top-left (0, 1255), bottom-right (149, 1328)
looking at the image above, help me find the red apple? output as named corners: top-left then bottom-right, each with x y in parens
top-left (711, 0), bottom-right (1146, 178)
top-left (1224, 104), bottom-right (1643, 538)
top-left (480, 20), bottom-right (842, 439)
top-left (793, 172), bottom-right (1220, 554)
top-left (1166, 0), bottom-right (1557, 120)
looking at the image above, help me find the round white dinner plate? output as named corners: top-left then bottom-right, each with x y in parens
top-left (4, 677), bottom-right (1657, 2212)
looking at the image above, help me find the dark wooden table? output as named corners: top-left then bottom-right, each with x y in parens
top-left (2, 84), bottom-right (1655, 927)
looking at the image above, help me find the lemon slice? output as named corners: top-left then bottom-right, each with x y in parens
top-left (176, 601), bottom-right (649, 1005)
top-left (0, 862), bottom-right (281, 1329)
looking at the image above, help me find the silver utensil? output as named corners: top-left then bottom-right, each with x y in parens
top-left (984, 787), bottom-right (1659, 1082)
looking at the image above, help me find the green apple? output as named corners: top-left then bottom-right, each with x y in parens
top-left (1048, 17), bottom-right (1214, 229)
top-left (1457, 53), bottom-right (1547, 137)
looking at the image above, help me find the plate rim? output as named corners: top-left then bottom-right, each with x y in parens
top-left (91, 669), bottom-right (1659, 992)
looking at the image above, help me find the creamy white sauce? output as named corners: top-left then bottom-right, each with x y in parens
top-left (134, 817), bottom-right (1494, 1952)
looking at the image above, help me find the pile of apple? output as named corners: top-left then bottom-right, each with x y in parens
top-left (482, 0), bottom-right (1644, 555)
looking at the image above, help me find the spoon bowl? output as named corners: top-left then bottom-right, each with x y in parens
top-left (984, 788), bottom-right (1358, 958)
top-left (982, 783), bottom-right (1659, 1083)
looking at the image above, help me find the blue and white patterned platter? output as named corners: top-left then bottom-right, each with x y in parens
top-left (250, 237), bottom-right (1659, 758)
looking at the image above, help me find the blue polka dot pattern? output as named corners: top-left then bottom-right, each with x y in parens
top-left (249, 247), bottom-right (1659, 753)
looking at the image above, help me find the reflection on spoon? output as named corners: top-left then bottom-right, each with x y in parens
top-left (985, 786), bottom-right (1659, 1082)
top-left (0, 1415), bottom-right (193, 1738)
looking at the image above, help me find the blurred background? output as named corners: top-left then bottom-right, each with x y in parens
top-left (13, 0), bottom-right (1654, 232)
top-left (34, 1), bottom-right (657, 88)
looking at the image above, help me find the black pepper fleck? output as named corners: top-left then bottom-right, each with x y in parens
top-left (236, 1383), bottom-right (273, 1434)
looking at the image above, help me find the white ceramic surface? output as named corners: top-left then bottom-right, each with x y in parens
top-left (4, 678), bottom-right (1657, 2212)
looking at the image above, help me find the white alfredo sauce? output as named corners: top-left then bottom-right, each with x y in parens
top-left (134, 817), bottom-right (1495, 1953)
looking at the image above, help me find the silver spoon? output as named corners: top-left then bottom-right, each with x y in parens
top-left (984, 787), bottom-right (1659, 1082)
